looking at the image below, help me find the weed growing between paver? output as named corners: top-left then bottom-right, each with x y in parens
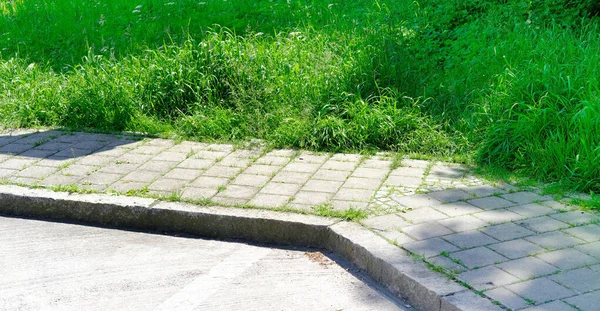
top-left (2, 0), bottom-right (600, 193)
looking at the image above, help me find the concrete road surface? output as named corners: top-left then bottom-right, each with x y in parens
top-left (0, 216), bottom-right (412, 311)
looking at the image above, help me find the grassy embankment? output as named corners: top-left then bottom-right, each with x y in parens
top-left (1, 0), bottom-right (599, 196)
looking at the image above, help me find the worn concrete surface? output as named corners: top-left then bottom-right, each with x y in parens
top-left (0, 216), bottom-right (412, 311)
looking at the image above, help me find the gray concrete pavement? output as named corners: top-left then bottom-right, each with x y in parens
top-left (0, 216), bottom-right (411, 311)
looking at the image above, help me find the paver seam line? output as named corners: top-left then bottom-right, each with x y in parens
top-left (0, 184), bottom-right (507, 311)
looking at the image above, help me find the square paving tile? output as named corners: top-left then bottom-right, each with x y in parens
top-left (177, 158), bottom-right (215, 170)
top-left (397, 207), bottom-right (449, 224)
top-left (16, 166), bottom-right (57, 179)
top-left (329, 200), bottom-right (369, 211)
top-left (108, 181), bottom-right (148, 193)
top-left (389, 166), bottom-right (426, 177)
top-left (244, 164), bottom-right (281, 176)
top-left (434, 202), bottom-right (483, 217)
top-left (498, 257), bottom-right (559, 279)
top-left (576, 241), bottom-right (600, 258)
top-left (474, 209), bottom-right (525, 224)
top-left (121, 170), bottom-right (162, 183)
top-left (468, 196), bottom-right (516, 210)
top-left (508, 203), bottom-right (556, 218)
top-left (564, 292), bottom-right (600, 311)
top-left (551, 211), bottom-right (600, 226)
top-left (436, 215), bottom-right (488, 232)
top-left (231, 174), bottom-right (271, 187)
top-left (180, 187), bottom-right (218, 200)
top-left (260, 182), bottom-right (302, 196)
top-left (526, 231), bottom-right (585, 250)
top-left (383, 175), bottom-right (422, 187)
top-left (379, 230), bottom-right (415, 245)
top-left (215, 185), bottom-right (259, 200)
top-left (292, 191), bottom-right (333, 206)
top-left (461, 185), bottom-right (506, 198)
top-left (521, 301), bottom-right (578, 311)
top-left (271, 171), bottom-right (311, 184)
top-left (351, 167), bottom-right (388, 179)
top-left (480, 223), bottom-right (536, 241)
top-left (255, 156), bottom-right (291, 166)
top-left (403, 237), bottom-right (460, 258)
top-left (247, 193), bottom-right (290, 208)
top-left (394, 194), bottom-right (442, 209)
top-left (402, 222), bottom-right (454, 240)
top-left (506, 278), bottom-right (576, 305)
top-left (148, 178), bottom-right (187, 192)
top-left (502, 191), bottom-right (551, 204)
top-left (518, 216), bottom-right (570, 233)
top-left (444, 230), bottom-right (499, 249)
top-left (39, 174), bottom-right (83, 187)
top-left (0, 158), bottom-right (36, 170)
top-left (450, 247), bottom-right (508, 269)
top-left (550, 268), bottom-right (600, 293)
top-left (311, 169), bottom-right (351, 182)
top-left (333, 188), bottom-right (375, 202)
top-left (82, 172), bottom-right (122, 185)
top-left (138, 160), bottom-right (177, 173)
top-left (203, 165), bottom-right (242, 178)
top-left (320, 160), bottom-right (357, 171)
top-left (484, 287), bottom-right (530, 310)
top-left (428, 189), bottom-right (472, 203)
top-left (302, 179), bottom-right (344, 193)
top-left (342, 177), bottom-right (381, 190)
top-left (163, 168), bottom-right (204, 181)
top-left (281, 162), bottom-right (321, 173)
top-left (536, 248), bottom-right (598, 270)
top-left (488, 239), bottom-right (546, 259)
top-left (563, 224), bottom-right (600, 242)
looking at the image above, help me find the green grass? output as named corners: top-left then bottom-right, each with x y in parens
top-left (1, 0), bottom-right (600, 193)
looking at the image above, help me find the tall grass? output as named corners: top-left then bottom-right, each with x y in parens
top-left (1, 0), bottom-right (600, 192)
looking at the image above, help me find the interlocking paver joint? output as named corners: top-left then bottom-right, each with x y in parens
top-left (0, 129), bottom-right (599, 311)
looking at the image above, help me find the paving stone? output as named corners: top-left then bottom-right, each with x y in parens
top-left (437, 215), bottom-right (488, 232)
top-left (461, 185), bottom-right (506, 198)
top-left (503, 192), bottom-right (551, 204)
top-left (108, 181), bottom-right (147, 193)
top-left (281, 162), bottom-right (321, 174)
top-left (311, 169), bottom-right (351, 182)
top-left (341, 177), bottom-right (381, 190)
top-left (82, 172), bottom-right (122, 185)
top-left (468, 196), bottom-right (516, 210)
top-left (394, 194), bottom-right (442, 209)
top-left (210, 196), bottom-right (248, 206)
top-left (333, 188), bottom-right (375, 202)
top-left (129, 145), bottom-right (166, 156)
top-left (218, 156), bottom-right (252, 168)
top-left (379, 230), bottom-right (415, 245)
top-left (403, 237), bottom-right (460, 258)
top-left (488, 239), bottom-right (546, 259)
top-left (98, 163), bottom-right (138, 175)
top-left (576, 241), bottom-right (600, 258)
top-left (260, 182), bottom-right (302, 196)
top-left (299, 179), bottom-right (343, 193)
top-left (176, 158), bottom-right (214, 170)
top-left (526, 231), bottom-right (585, 250)
top-left (203, 165), bottom-right (242, 178)
top-left (564, 291), bottom-right (600, 311)
top-left (351, 167), bottom-right (388, 179)
top-left (590, 264), bottom-right (600, 272)
top-left (427, 255), bottom-right (468, 274)
top-left (93, 147), bottom-right (128, 157)
top-left (180, 187), bottom-right (218, 200)
top-left (214, 185), bottom-right (259, 200)
top-left (498, 257), bottom-right (560, 279)
top-left (0, 158), bottom-right (36, 170)
top-left (264, 149), bottom-right (295, 157)
top-left (550, 268), bottom-right (600, 293)
top-left (71, 140), bottom-right (108, 151)
top-left (383, 175), bottom-right (423, 187)
top-left (400, 159), bottom-right (429, 168)
top-left (20, 149), bottom-right (57, 158)
top-left (360, 159), bottom-right (392, 169)
top-left (398, 207), bottom-right (449, 224)
top-left (428, 189), bottom-right (472, 203)
top-left (521, 300), bottom-right (578, 311)
top-left (167, 141), bottom-right (208, 153)
top-left (506, 278), bottom-right (576, 305)
top-left (541, 200), bottom-right (571, 211)
top-left (389, 166), bottom-right (426, 177)
top-left (121, 170), bottom-right (161, 183)
top-left (285, 203), bottom-right (313, 212)
top-left (243, 164), bottom-right (281, 176)
top-left (328, 153), bottom-right (361, 162)
top-left (163, 168), bottom-right (203, 181)
top-left (434, 201), bottom-right (483, 217)
top-left (320, 160), bottom-right (357, 171)
top-left (292, 191), bottom-right (333, 205)
top-left (518, 216), bottom-right (570, 233)
top-left (255, 156), bottom-right (290, 166)
top-left (271, 171), bottom-right (311, 184)
top-left (481, 223), bottom-right (536, 241)
top-left (329, 200), bottom-right (369, 211)
top-left (205, 143), bottom-right (233, 152)
top-left (444, 230), bottom-right (499, 249)
top-left (485, 287), bottom-right (530, 310)
top-left (293, 152), bottom-right (329, 164)
top-left (429, 165), bottom-right (466, 179)
top-left (0, 143), bottom-right (34, 154)
top-left (55, 148), bottom-right (94, 158)
top-left (16, 166), bottom-right (57, 179)
top-left (474, 209), bottom-right (525, 224)
top-left (194, 150), bottom-right (230, 160)
top-left (75, 155), bottom-right (115, 166)
top-left (361, 214), bottom-right (409, 231)
top-left (508, 203), bottom-right (556, 218)
top-left (551, 211), bottom-right (600, 226)
top-left (228, 173), bottom-right (270, 187)
top-left (39, 174), bottom-right (83, 187)
top-left (563, 224), bottom-right (600, 242)
top-left (138, 160), bottom-right (177, 173)
top-left (0, 168), bottom-right (17, 178)
top-left (114, 153), bottom-right (153, 165)
top-left (247, 193), bottom-right (290, 208)
top-left (458, 266), bottom-right (520, 290)
top-left (402, 222), bottom-right (454, 240)
top-left (8, 176), bottom-right (38, 185)
top-left (450, 247), bottom-right (508, 269)
top-left (152, 151), bottom-right (187, 162)
top-left (536, 248), bottom-right (598, 270)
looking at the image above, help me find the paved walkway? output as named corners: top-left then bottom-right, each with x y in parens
top-left (1, 129), bottom-right (599, 310)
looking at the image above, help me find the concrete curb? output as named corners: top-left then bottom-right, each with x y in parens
top-left (0, 185), bottom-right (501, 311)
